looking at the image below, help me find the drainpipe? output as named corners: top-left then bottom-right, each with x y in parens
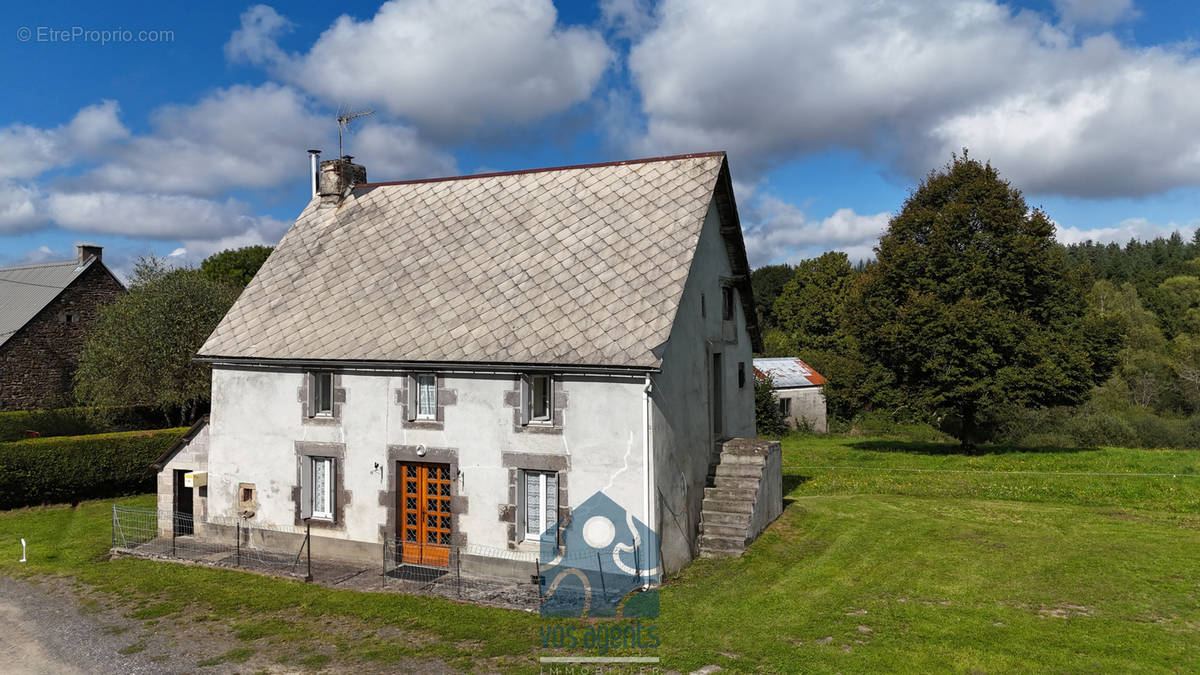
top-left (308, 150), bottom-right (321, 198)
top-left (642, 374), bottom-right (654, 586)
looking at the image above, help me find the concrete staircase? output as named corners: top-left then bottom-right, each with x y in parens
top-left (698, 439), bottom-right (782, 558)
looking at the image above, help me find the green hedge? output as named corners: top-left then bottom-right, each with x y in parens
top-left (0, 428), bottom-right (185, 510)
top-left (0, 406), bottom-right (170, 442)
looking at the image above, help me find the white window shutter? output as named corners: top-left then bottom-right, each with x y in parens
top-left (306, 373), bottom-right (316, 418)
top-left (329, 459), bottom-right (337, 522)
top-left (299, 456), bottom-right (313, 519)
top-left (406, 374), bottom-right (418, 421)
top-left (519, 375), bottom-right (531, 426)
top-left (515, 471), bottom-right (526, 542)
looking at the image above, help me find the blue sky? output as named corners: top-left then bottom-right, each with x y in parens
top-left (3, 0), bottom-right (1200, 278)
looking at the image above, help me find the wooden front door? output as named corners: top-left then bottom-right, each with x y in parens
top-left (398, 462), bottom-right (452, 568)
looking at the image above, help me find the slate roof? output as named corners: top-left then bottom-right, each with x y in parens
top-left (0, 257), bottom-right (96, 349)
top-left (754, 358), bottom-right (827, 388)
top-left (199, 152), bottom-right (757, 369)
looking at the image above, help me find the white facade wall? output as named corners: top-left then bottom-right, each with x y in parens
top-left (203, 366), bottom-right (646, 562)
top-left (777, 386), bottom-right (828, 432)
top-left (650, 198), bottom-right (756, 573)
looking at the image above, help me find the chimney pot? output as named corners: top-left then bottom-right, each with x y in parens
top-left (77, 244), bottom-right (102, 264)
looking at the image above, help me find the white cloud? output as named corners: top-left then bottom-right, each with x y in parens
top-left (223, 4), bottom-right (292, 66)
top-left (46, 190), bottom-right (289, 242)
top-left (346, 122), bottom-right (458, 180)
top-left (1052, 0), bottom-right (1137, 27)
top-left (228, 0), bottom-right (613, 139)
top-left (742, 195), bottom-right (889, 266)
top-left (600, 0), bottom-right (654, 40)
top-left (0, 101), bottom-right (127, 180)
top-left (80, 83), bottom-right (326, 196)
top-left (0, 181), bottom-right (44, 233)
top-left (1055, 217), bottom-right (1199, 246)
top-left (628, 0), bottom-right (1200, 198)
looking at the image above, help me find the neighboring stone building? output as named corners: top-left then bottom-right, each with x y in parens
top-left (0, 246), bottom-right (124, 411)
top-left (754, 357), bottom-right (829, 432)
top-left (155, 151), bottom-right (784, 582)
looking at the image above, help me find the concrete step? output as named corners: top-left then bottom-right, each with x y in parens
top-left (704, 487), bottom-right (757, 503)
top-left (718, 453), bottom-right (767, 466)
top-left (700, 522), bottom-right (748, 538)
top-left (698, 534), bottom-right (747, 553)
top-left (699, 548), bottom-right (742, 558)
top-left (712, 475), bottom-right (761, 490)
top-left (715, 463), bottom-right (764, 479)
top-left (702, 497), bottom-right (754, 515)
top-left (700, 510), bottom-right (752, 527)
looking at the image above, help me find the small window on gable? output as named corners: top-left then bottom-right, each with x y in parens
top-left (700, 293), bottom-right (706, 318)
top-left (416, 374), bottom-right (437, 419)
top-left (721, 285), bottom-right (735, 321)
top-left (738, 362), bottom-right (746, 388)
top-left (311, 372), bottom-right (333, 417)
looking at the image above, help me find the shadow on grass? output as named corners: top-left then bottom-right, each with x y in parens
top-left (848, 439), bottom-right (1100, 456)
top-left (782, 474), bottom-right (811, 508)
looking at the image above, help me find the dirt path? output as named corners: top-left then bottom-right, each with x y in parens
top-left (0, 576), bottom-right (166, 674)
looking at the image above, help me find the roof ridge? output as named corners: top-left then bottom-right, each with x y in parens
top-left (0, 258), bottom-right (82, 272)
top-left (356, 151), bottom-right (726, 189)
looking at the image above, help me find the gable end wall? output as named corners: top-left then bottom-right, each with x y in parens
top-left (0, 263), bottom-right (124, 411)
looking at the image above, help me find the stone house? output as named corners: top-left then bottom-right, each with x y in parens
top-left (754, 357), bottom-right (828, 432)
top-left (0, 246), bottom-right (124, 411)
top-left (156, 152), bottom-right (782, 580)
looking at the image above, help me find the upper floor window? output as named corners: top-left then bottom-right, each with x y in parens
top-left (520, 374), bottom-right (553, 425)
top-left (721, 285), bottom-right (735, 321)
top-left (310, 372), bottom-right (333, 417)
top-left (416, 374), bottom-right (437, 420)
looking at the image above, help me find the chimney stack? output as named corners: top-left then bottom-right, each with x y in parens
top-left (77, 244), bottom-right (102, 264)
top-left (319, 156), bottom-right (367, 203)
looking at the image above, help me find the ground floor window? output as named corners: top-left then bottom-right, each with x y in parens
top-left (305, 456), bottom-right (335, 521)
top-left (778, 397), bottom-right (792, 417)
top-left (523, 470), bottom-right (558, 539)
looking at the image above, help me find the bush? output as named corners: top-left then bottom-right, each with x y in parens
top-left (755, 375), bottom-right (789, 438)
top-left (0, 428), bottom-right (184, 509)
top-left (1061, 413), bottom-right (1137, 448)
top-left (0, 406), bottom-right (170, 442)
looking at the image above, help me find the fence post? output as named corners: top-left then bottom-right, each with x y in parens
top-left (382, 540), bottom-right (387, 589)
top-left (304, 520), bottom-right (313, 583)
top-left (455, 548), bottom-right (461, 599)
top-left (535, 558), bottom-right (542, 601)
top-left (236, 521), bottom-right (241, 567)
top-left (111, 505), bottom-right (116, 551)
top-left (172, 512), bottom-right (177, 557)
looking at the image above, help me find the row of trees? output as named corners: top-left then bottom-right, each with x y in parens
top-left (73, 246), bottom-right (272, 426)
top-left (755, 153), bottom-right (1200, 449)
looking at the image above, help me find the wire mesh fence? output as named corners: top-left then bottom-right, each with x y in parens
top-left (111, 506), bottom-right (546, 610)
top-left (382, 538), bottom-right (543, 609)
top-left (111, 505), bottom-right (315, 579)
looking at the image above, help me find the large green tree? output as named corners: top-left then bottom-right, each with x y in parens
top-left (848, 153), bottom-right (1121, 449)
top-left (75, 259), bottom-right (240, 425)
top-left (199, 245), bottom-right (273, 288)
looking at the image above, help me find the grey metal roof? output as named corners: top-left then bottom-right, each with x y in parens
top-left (754, 357), bottom-right (827, 388)
top-left (0, 258), bottom-right (94, 349)
top-left (199, 153), bottom-right (747, 369)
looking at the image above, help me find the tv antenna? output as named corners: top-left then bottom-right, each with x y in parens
top-left (336, 106), bottom-right (374, 158)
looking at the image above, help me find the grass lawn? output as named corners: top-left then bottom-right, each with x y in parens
top-left (0, 435), bottom-right (1198, 672)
